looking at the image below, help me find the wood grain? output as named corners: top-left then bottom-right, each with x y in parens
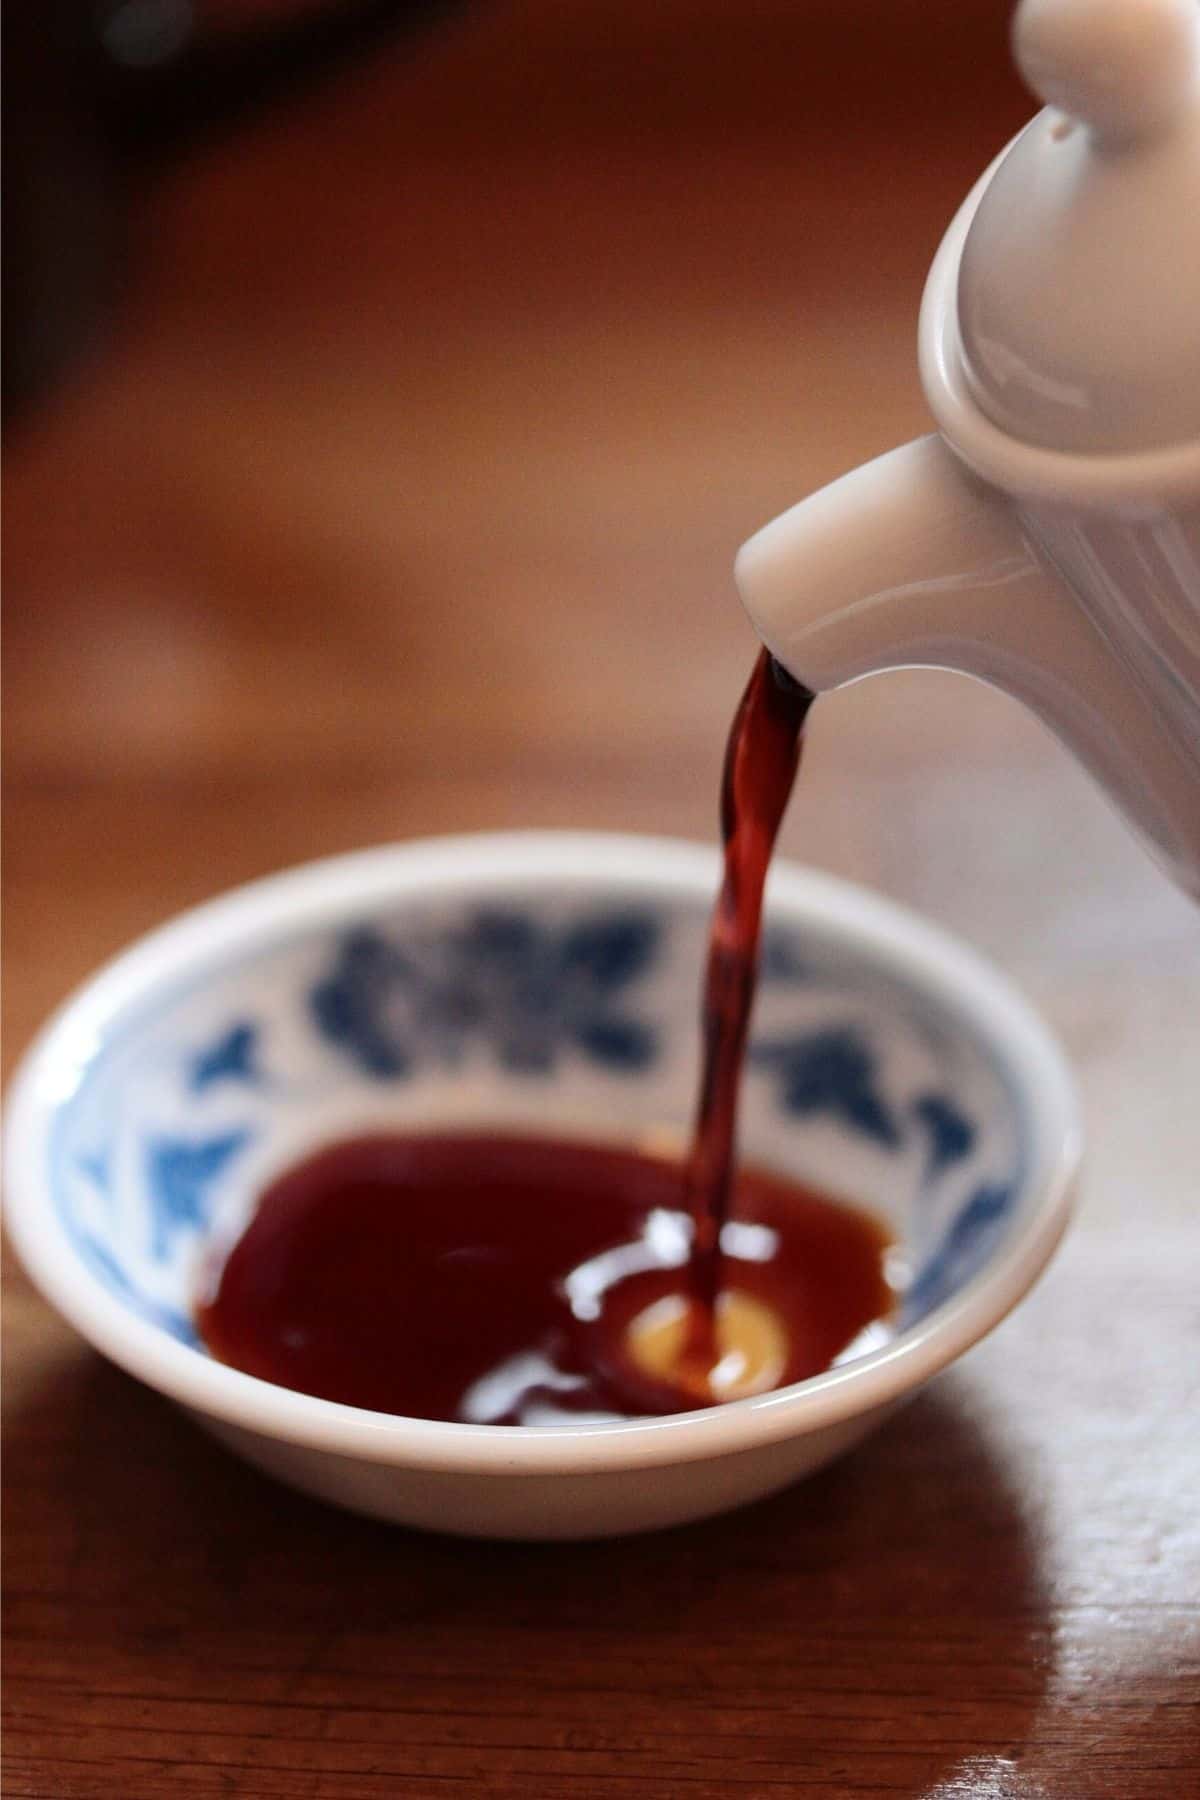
top-left (4, 5), bottom-right (1199, 1796)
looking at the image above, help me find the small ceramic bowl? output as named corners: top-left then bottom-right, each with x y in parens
top-left (3, 833), bottom-right (1080, 1539)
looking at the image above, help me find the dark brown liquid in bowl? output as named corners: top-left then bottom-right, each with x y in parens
top-left (198, 1132), bottom-right (894, 1424)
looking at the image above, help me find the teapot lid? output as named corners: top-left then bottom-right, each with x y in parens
top-left (953, 0), bottom-right (1200, 455)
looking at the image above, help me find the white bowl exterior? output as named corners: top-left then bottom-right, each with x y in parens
top-left (196, 1404), bottom-right (894, 1539)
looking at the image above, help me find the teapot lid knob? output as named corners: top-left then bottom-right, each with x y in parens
top-left (948, 0), bottom-right (1200, 455)
top-left (1014, 0), bottom-right (1199, 144)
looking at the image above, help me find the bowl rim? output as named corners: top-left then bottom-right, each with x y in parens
top-left (2, 831), bottom-right (1081, 1474)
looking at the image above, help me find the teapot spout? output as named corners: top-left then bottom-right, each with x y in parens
top-left (735, 436), bottom-right (1200, 896)
top-left (736, 436), bottom-right (1054, 692)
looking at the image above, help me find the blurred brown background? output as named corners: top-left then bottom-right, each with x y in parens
top-left (4, 4), bottom-right (1198, 1797)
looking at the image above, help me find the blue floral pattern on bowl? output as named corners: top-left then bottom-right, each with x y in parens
top-left (310, 910), bottom-right (660, 1078)
top-left (48, 891), bottom-right (1027, 1364)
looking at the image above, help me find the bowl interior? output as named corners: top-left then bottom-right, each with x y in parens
top-left (44, 874), bottom-right (1031, 1366)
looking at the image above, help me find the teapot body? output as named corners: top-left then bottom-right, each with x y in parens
top-left (1029, 502), bottom-right (1200, 777)
top-left (1011, 498), bottom-right (1200, 894)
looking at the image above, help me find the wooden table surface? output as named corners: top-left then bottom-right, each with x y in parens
top-left (4, 4), bottom-right (1198, 1795)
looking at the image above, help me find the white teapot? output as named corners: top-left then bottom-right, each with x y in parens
top-left (735, 0), bottom-right (1200, 897)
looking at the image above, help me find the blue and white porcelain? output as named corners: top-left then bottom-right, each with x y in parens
top-left (3, 833), bottom-right (1081, 1538)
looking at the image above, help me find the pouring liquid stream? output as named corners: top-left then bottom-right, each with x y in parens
top-left (674, 650), bottom-right (814, 1389)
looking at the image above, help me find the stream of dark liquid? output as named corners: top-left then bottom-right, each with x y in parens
top-left (682, 650), bottom-right (814, 1332)
top-left (197, 651), bottom-right (895, 1423)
